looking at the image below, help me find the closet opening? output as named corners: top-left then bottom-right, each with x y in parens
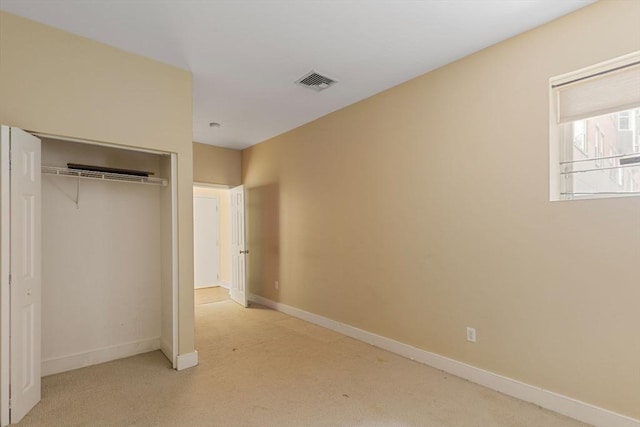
top-left (39, 136), bottom-right (178, 375)
top-left (1, 127), bottom-right (180, 424)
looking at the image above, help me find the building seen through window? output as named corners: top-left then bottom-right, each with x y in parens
top-left (562, 108), bottom-right (640, 198)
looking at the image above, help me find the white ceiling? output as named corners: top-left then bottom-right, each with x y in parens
top-left (0, 0), bottom-right (594, 150)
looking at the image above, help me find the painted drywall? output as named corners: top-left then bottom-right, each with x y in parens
top-left (193, 186), bottom-right (231, 286)
top-left (159, 154), bottom-right (175, 362)
top-left (242, 0), bottom-right (640, 420)
top-left (40, 139), bottom-right (162, 368)
top-left (193, 142), bottom-right (242, 186)
top-left (0, 11), bottom-right (195, 356)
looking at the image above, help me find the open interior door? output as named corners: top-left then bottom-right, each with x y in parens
top-left (8, 127), bottom-right (41, 424)
top-left (230, 185), bottom-right (247, 307)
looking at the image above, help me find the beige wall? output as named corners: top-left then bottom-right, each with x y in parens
top-left (242, 1), bottom-right (640, 419)
top-left (193, 142), bottom-right (242, 186)
top-left (0, 12), bottom-right (195, 356)
top-left (193, 186), bottom-right (232, 285)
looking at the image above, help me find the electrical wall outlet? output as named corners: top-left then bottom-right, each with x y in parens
top-left (466, 327), bottom-right (477, 343)
top-left (275, 281), bottom-right (279, 289)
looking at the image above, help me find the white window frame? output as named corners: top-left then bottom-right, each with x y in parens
top-left (549, 51), bottom-right (640, 201)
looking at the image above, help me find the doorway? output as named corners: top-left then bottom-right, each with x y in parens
top-left (193, 184), bottom-right (247, 307)
top-left (194, 194), bottom-right (219, 288)
top-left (193, 185), bottom-right (230, 290)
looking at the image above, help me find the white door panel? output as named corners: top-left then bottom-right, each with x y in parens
top-left (230, 185), bottom-right (247, 307)
top-left (1, 127), bottom-right (11, 427)
top-left (9, 128), bottom-right (41, 424)
top-left (193, 196), bottom-right (219, 288)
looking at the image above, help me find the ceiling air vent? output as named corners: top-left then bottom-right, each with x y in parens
top-left (295, 71), bottom-right (337, 92)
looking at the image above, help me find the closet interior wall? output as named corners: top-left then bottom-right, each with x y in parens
top-left (41, 138), bottom-right (166, 375)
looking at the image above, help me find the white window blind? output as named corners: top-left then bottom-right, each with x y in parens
top-left (556, 62), bottom-right (640, 123)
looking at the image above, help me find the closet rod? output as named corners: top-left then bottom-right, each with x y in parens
top-left (41, 165), bottom-right (168, 186)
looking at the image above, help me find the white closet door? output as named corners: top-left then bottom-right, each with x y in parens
top-left (0, 126), bottom-right (10, 427)
top-left (9, 127), bottom-right (42, 424)
top-left (193, 196), bottom-right (219, 288)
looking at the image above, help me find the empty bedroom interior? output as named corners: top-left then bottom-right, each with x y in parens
top-left (0, 0), bottom-right (638, 425)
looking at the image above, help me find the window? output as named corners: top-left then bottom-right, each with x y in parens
top-left (572, 120), bottom-right (587, 153)
top-left (618, 111), bottom-right (631, 130)
top-left (594, 126), bottom-right (604, 168)
top-left (607, 142), bottom-right (617, 181)
top-left (550, 51), bottom-right (640, 200)
top-left (618, 168), bottom-right (624, 187)
top-left (634, 110), bottom-right (640, 153)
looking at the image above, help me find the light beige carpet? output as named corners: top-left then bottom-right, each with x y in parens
top-left (194, 286), bottom-right (230, 305)
top-left (16, 291), bottom-right (590, 426)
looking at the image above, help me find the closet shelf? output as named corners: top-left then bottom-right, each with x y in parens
top-left (42, 165), bottom-right (168, 186)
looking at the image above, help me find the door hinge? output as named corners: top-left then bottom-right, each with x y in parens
top-left (8, 398), bottom-right (11, 409)
top-left (8, 274), bottom-right (11, 286)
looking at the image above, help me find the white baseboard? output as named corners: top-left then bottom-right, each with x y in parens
top-left (195, 282), bottom-right (231, 290)
top-left (42, 337), bottom-right (161, 376)
top-left (176, 350), bottom-right (198, 371)
top-left (249, 293), bottom-right (639, 427)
